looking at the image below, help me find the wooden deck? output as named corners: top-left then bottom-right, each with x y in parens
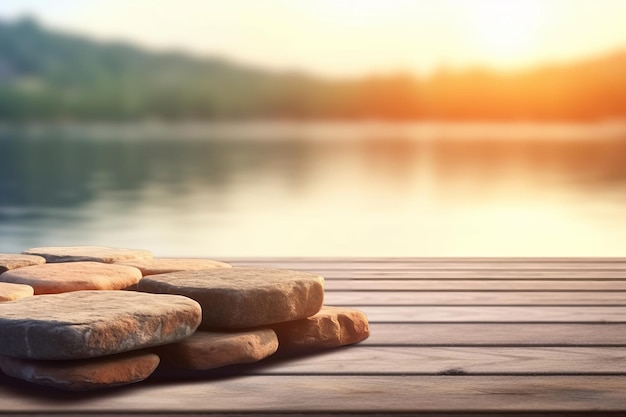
top-left (2, 257), bottom-right (626, 416)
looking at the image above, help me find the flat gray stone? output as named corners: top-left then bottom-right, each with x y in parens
top-left (272, 306), bottom-right (370, 351)
top-left (0, 261), bottom-right (142, 294)
top-left (0, 290), bottom-right (202, 359)
top-left (0, 351), bottom-right (160, 391)
top-left (115, 258), bottom-right (231, 276)
top-left (0, 253), bottom-right (46, 273)
top-left (22, 245), bottom-right (153, 263)
top-left (156, 329), bottom-right (278, 370)
top-left (138, 267), bottom-right (324, 329)
top-left (0, 282), bottom-right (34, 302)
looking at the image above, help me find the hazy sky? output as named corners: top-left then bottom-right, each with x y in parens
top-left (2, 0), bottom-right (626, 77)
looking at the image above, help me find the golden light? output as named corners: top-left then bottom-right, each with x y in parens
top-left (311, 0), bottom-right (401, 25)
top-left (460, 0), bottom-right (547, 67)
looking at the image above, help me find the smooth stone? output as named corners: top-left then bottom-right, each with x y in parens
top-left (22, 245), bottom-right (153, 263)
top-left (0, 351), bottom-right (160, 391)
top-left (0, 253), bottom-right (46, 273)
top-left (0, 282), bottom-right (34, 302)
top-left (115, 258), bottom-right (231, 276)
top-left (155, 329), bottom-right (278, 370)
top-left (271, 306), bottom-right (370, 351)
top-left (0, 261), bottom-right (143, 294)
top-left (138, 267), bottom-right (324, 329)
top-left (0, 290), bottom-right (202, 359)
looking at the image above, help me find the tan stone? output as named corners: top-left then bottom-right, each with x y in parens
top-left (115, 258), bottom-right (231, 276)
top-left (138, 267), bottom-right (324, 329)
top-left (0, 290), bottom-right (202, 359)
top-left (0, 351), bottom-right (160, 391)
top-left (156, 329), bottom-right (278, 370)
top-left (0, 253), bottom-right (46, 273)
top-left (272, 306), bottom-right (370, 351)
top-left (22, 245), bottom-right (152, 263)
top-left (0, 282), bottom-right (34, 302)
top-left (0, 261), bottom-right (143, 294)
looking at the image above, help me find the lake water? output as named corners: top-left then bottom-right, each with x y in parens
top-left (1, 122), bottom-right (626, 257)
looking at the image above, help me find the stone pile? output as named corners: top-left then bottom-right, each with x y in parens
top-left (0, 246), bottom-right (369, 391)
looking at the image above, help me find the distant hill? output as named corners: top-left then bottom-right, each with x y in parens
top-left (1, 17), bottom-right (626, 121)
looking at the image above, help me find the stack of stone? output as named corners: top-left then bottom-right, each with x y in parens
top-left (0, 247), bottom-right (369, 391)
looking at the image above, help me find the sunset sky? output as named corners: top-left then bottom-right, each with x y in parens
top-left (1, 0), bottom-right (626, 77)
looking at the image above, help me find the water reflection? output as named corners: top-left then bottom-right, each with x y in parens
top-left (1, 123), bottom-right (626, 256)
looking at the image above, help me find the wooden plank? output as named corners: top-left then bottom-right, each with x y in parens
top-left (244, 347), bottom-right (626, 374)
top-left (364, 323), bottom-right (626, 346)
top-left (229, 261), bottom-right (626, 270)
top-left (358, 306), bottom-right (626, 322)
top-left (2, 375), bottom-right (626, 412)
top-left (314, 270), bottom-right (626, 279)
top-left (324, 291), bottom-right (626, 306)
top-left (226, 257), bottom-right (626, 263)
top-left (324, 279), bottom-right (626, 291)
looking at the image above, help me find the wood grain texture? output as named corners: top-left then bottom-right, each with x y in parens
top-left (315, 270), bottom-right (626, 279)
top-left (364, 323), bottom-right (626, 345)
top-left (246, 346), bottom-right (626, 374)
top-left (356, 306), bottom-right (626, 322)
top-left (225, 257), bottom-right (626, 263)
top-left (228, 259), bottom-right (626, 270)
top-left (2, 375), bottom-right (626, 412)
top-left (324, 279), bottom-right (626, 290)
top-left (324, 291), bottom-right (626, 305)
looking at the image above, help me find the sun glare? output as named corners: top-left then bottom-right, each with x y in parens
top-left (463, 1), bottom-right (546, 66)
top-left (306, 0), bottom-right (403, 27)
top-left (303, 0), bottom-right (552, 74)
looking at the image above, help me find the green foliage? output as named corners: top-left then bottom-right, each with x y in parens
top-left (1, 17), bottom-right (626, 121)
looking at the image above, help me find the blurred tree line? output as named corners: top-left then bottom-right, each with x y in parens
top-left (1, 18), bottom-right (626, 122)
